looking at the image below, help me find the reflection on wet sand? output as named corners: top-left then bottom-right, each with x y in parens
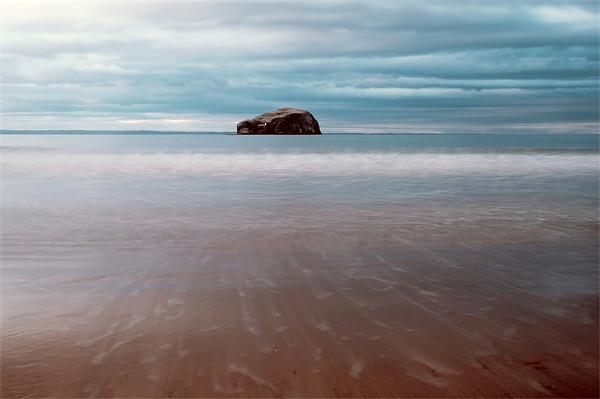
top-left (2, 213), bottom-right (598, 398)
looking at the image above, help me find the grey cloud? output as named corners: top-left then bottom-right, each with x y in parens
top-left (2, 1), bottom-right (598, 132)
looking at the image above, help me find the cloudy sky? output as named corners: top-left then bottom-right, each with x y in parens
top-left (2, 1), bottom-right (598, 133)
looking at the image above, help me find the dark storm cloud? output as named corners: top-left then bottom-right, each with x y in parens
top-left (2, 0), bottom-right (598, 132)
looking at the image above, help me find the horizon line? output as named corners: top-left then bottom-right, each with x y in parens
top-left (3, 130), bottom-right (599, 136)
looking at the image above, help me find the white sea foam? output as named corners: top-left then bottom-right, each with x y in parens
top-left (3, 149), bottom-right (597, 180)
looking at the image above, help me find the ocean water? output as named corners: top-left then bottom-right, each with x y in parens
top-left (2, 133), bottom-right (599, 397)
top-left (3, 132), bottom-right (598, 316)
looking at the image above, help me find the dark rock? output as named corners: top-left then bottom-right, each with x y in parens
top-left (237, 108), bottom-right (321, 135)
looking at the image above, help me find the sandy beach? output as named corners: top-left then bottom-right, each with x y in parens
top-left (2, 216), bottom-right (598, 398)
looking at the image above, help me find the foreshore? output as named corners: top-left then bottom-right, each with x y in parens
top-left (3, 135), bottom-right (598, 397)
top-left (3, 238), bottom-right (598, 398)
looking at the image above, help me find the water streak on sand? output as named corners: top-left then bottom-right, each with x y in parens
top-left (91, 333), bottom-right (143, 365)
top-left (348, 359), bottom-right (366, 380)
top-left (227, 365), bottom-right (275, 390)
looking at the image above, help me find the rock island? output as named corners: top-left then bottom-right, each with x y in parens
top-left (237, 108), bottom-right (321, 135)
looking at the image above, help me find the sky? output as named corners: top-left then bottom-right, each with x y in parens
top-left (2, 0), bottom-right (599, 133)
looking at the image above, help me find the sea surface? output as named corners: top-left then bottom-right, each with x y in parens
top-left (2, 133), bottom-right (599, 397)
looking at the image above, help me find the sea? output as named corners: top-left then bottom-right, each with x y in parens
top-left (2, 132), bottom-right (599, 397)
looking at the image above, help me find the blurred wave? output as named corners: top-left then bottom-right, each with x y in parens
top-left (3, 148), bottom-right (597, 179)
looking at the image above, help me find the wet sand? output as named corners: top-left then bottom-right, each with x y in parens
top-left (2, 215), bottom-right (598, 398)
